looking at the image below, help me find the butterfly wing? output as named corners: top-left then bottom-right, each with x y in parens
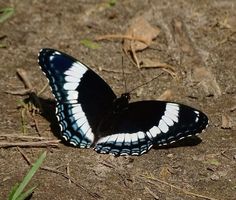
top-left (94, 101), bottom-right (208, 156)
top-left (38, 48), bottom-right (116, 147)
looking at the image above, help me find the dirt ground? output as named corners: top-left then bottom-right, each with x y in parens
top-left (0, 0), bottom-right (236, 199)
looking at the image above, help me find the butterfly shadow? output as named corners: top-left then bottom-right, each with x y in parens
top-left (153, 136), bottom-right (202, 150)
top-left (32, 96), bottom-right (61, 140)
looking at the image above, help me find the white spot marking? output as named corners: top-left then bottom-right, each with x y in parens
top-left (67, 91), bottom-right (78, 100)
top-left (80, 122), bottom-right (90, 134)
top-left (130, 133), bottom-right (138, 144)
top-left (146, 131), bottom-right (154, 140)
top-left (149, 126), bottom-right (161, 138)
top-left (84, 128), bottom-right (94, 143)
top-left (49, 56), bottom-right (54, 61)
top-left (73, 112), bottom-right (85, 120)
top-left (137, 131), bottom-right (145, 140)
top-left (116, 133), bottom-right (125, 143)
top-left (124, 134), bottom-right (131, 144)
top-left (158, 119), bottom-right (169, 133)
top-left (63, 82), bottom-right (78, 90)
top-left (65, 75), bottom-right (81, 83)
top-left (107, 134), bottom-right (118, 143)
top-left (62, 135), bottom-right (68, 141)
top-left (71, 104), bottom-right (83, 114)
top-left (195, 117), bottom-right (199, 123)
top-left (68, 100), bottom-right (78, 104)
top-left (70, 141), bottom-right (77, 146)
top-left (165, 110), bottom-right (178, 123)
top-left (54, 51), bottom-right (61, 55)
top-left (75, 116), bottom-right (87, 126)
top-left (166, 103), bottom-right (180, 111)
top-left (96, 136), bottom-right (110, 144)
top-left (194, 110), bottom-right (199, 115)
top-left (162, 115), bottom-right (174, 126)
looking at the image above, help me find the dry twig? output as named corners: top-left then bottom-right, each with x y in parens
top-left (95, 34), bottom-right (149, 45)
top-left (0, 140), bottom-right (60, 148)
top-left (0, 134), bottom-right (54, 140)
top-left (140, 175), bottom-right (218, 200)
top-left (144, 186), bottom-right (159, 199)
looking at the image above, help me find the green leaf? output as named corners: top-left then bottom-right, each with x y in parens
top-left (108, 0), bottom-right (117, 7)
top-left (10, 151), bottom-right (47, 200)
top-left (0, 43), bottom-right (6, 48)
top-left (8, 183), bottom-right (20, 200)
top-left (80, 39), bottom-right (100, 49)
top-left (16, 186), bottom-right (37, 200)
top-left (0, 7), bottom-right (14, 23)
top-left (208, 158), bottom-right (221, 166)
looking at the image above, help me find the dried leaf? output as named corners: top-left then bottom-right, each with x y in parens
top-left (172, 17), bottom-right (193, 54)
top-left (221, 114), bottom-right (232, 129)
top-left (123, 17), bottom-right (160, 52)
top-left (140, 58), bottom-right (177, 78)
top-left (193, 67), bottom-right (222, 97)
top-left (159, 166), bottom-right (172, 180)
top-left (158, 89), bottom-right (173, 101)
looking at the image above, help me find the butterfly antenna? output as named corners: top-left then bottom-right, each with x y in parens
top-left (128, 72), bottom-right (164, 94)
top-left (122, 55), bottom-right (128, 93)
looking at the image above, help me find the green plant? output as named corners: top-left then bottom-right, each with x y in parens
top-left (0, 7), bottom-right (14, 23)
top-left (80, 39), bottom-right (100, 49)
top-left (8, 151), bottom-right (47, 200)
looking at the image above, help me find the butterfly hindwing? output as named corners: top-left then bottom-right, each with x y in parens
top-left (38, 49), bottom-right (116, 148)
top-left (95, 101), bottom-right (208, 156)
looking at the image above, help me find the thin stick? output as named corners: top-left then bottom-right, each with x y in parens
top-left (130, 41), bottom-right (140, 68)
top-left (37, 83), bottom-right (49, 96)
top-left (41, 166), bottom-right (100, 199)
top-left (0, 140), bottom-right (60, 148)
top-left (0, 134), bottom-right (54, 140)
top-left (17, 147), bottom-right (31, 165)
top-left (98, 67), bottom-right (132, 74)
top-left (144, 186), bottom-right (159, 200)
top-left (17, 148), bottom-right (101, 199)
top-left (17, 68), bottom-right (34, 90)
top-left (66, 162), bottom-right (71, 184)
top-left (140, 176), bottom-right (218, 200)
top-left (16, 68), bottom-right (43, 111)
top-left (33, 118), bottom-right (41, 137)
top-left (5, 89), bottom-right (32, 95)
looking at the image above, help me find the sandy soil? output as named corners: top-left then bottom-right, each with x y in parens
top-left (0, 0), bottom-right (236, 199)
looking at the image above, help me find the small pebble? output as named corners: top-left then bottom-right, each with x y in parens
top-left (210, 174), bottom-right (220, 181)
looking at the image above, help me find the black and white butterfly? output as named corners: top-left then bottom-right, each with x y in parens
top-left (38, 48), bottom-right (208, 156)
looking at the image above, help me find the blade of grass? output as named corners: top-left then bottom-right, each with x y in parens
top-left (10, 151), bottom-right (47, 200)
top-left (0, 7), bottom-right (14, 23)
top-left (16, 186), bottom-right (37, 200)
top-left (8, 183), bottom-right (20, 200)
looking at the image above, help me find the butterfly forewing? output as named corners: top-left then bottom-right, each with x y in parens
top-left (38, 49), bottom-right (116, 148)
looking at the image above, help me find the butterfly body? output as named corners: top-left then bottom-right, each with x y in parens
top-left (38, 48), bottom-right (208, 156)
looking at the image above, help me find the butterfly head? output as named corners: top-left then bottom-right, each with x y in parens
top-left (121, 92), bottom-right (130, 101)
top-left (112, 93), bottom-right (130, 114)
